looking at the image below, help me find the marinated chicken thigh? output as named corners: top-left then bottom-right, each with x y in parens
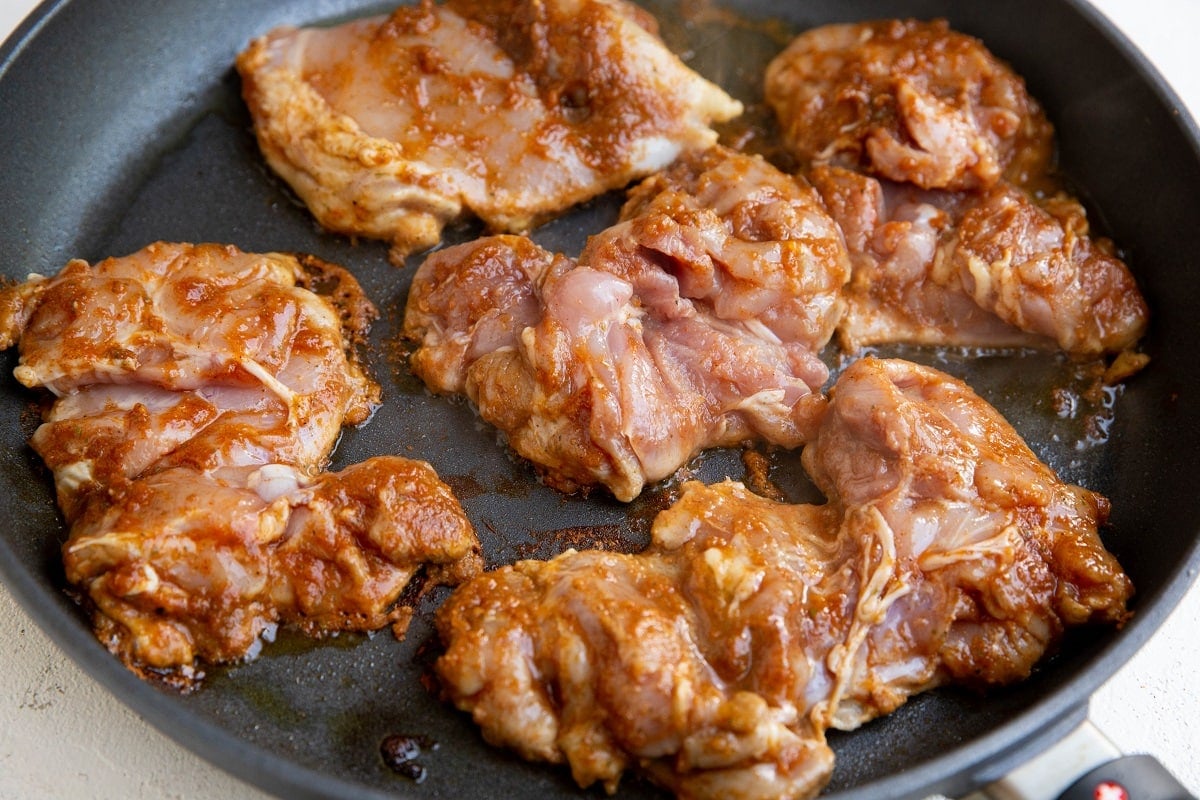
top-left (237, 0), bottom-right (742, 260)
top-left (0, 243), bottom-right (481, 683)
top-left (765, 19), bottom-right (1053, 191)
top-left (811, 166), bottom-right (1149, 354)
top-left (435, 358), bottom-right (1132, 800)
top-left (405, 147), bottom-right (851, 501)
top-left (767, 19), bottom-right (1148, 357)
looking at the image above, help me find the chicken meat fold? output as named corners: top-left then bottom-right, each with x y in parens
top-left (405, 146), bottom-right (851, 501)
top-left (765, 19), bottom-right (1053, 192)
top-left (236, 0), bottom-right (743, 261)
top-left (0, 243), bottom-right (481, 684)
top-left (435, 357), bottom-right (1132, 800)
top-left (811, 166), bottom-right (1149, 355)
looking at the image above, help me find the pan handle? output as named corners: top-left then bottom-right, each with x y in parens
top-left (963, 719), bottom-right (1196, 800)
top-left (1053, 754), bottom-right (1194, 800)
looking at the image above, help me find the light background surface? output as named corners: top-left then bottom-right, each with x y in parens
top-left (0, 0), bottom-right (1195, 797)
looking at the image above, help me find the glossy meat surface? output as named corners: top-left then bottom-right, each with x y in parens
top-left (765, 19), bottom-right (1052, 191)
top-left (766, 18), bottom-right (1147, 358)
top-left (949, 183), bottom-right (1149, 354)
top-left (811, 166), bottom-right (1149, 354)
top-left (803, 359), bottom-right (1132, 688)
top-left (236, 0), bottom-right (742, 260)
top-left (0, 243), bottom-right (481, 683)
top-left (435, 357), bottom-right (1132, 799)
top-left (405, 147), bottom-right (850, 501)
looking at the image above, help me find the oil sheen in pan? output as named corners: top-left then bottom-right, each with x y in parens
top-left (4, 1), bottom-right (1149, 798)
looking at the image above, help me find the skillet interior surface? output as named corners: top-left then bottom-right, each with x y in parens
top-left (1, 1), bottom-right (1199, 798)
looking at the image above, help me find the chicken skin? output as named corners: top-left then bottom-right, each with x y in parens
top-left (0, 243), bottom-right (481, 684)
top-left (435, 358), bottom-right (1132, 800)
top-left (405, 147), bottom-right (851, 501)
top-left (237, 0), bottom-right (742, 261)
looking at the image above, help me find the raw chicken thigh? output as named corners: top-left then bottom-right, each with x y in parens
top-left (405, 147), bottom-right (851, 501)
top-left (767, 19), bottom-right (1148, 357)
top-left (237, 0), bottom-right (743, 260)
top-left (765, 19), bottom-right (1052, 191)
top-left (0, 243), bottom-right (481, 684)
top-left (811, 166), bottom-right (1148, 354)
top-left (435, 357), bottom-right (1132, 800)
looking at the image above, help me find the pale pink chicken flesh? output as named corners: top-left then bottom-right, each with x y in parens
top-left (811, 165), bottom-right (1149, 355)
top-left (405, 146), bottom-right (851, 501)
top-left (765, 18), bottom-right (1053, 192)
top-left (435, 357), bottom-right (1132, 800)
top-left (0, 242), bottom-right (481, 685)
top-left (766, 19), bottom-right (1148, 358)
top-left (236, 0), bottom-right (743, 260)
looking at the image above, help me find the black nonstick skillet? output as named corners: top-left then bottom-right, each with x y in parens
top-left (0, 1), bottom-right (1197, 798)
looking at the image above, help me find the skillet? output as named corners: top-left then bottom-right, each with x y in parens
top-left (1, 1), bottom-right (1198, 798)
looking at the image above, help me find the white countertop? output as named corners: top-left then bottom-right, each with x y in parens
top-left (0, 0), bottom-right (1197, 798)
